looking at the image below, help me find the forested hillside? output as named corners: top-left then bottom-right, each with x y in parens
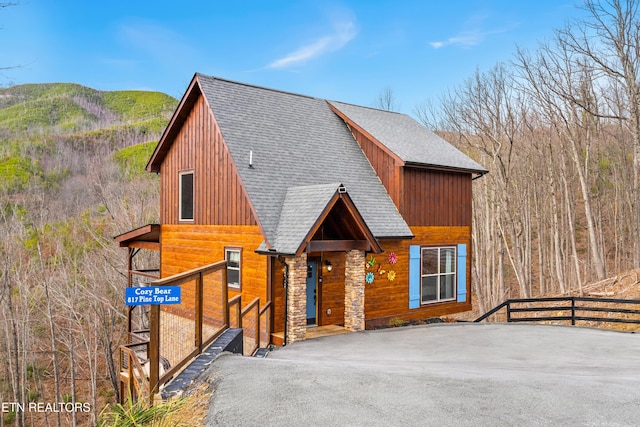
top-left (0, 82), bottom-right (177, 426)
top-left (420, 0), bottom-right (640, 315)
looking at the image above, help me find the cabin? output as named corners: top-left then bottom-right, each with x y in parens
top-left (120, 73), bottom-right (487, 348)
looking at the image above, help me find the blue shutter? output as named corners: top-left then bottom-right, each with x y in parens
top-left (457, 244), bottom-right (467, 302)
top-left (409, 245), bottom-right (421, 308)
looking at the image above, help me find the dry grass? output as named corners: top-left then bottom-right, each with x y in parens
top-left (99, 385), bottom-right (212, 427)
top-left (150, 386), bottom-right (211, 427)
top-left (580, 269), bottom-right (640, 300)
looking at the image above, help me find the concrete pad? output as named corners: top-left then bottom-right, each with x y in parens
top-left (205, 323), bottom-right (640, 426)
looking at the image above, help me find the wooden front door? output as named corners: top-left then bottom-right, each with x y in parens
top-left (306, 261), bottom-right (317, 325)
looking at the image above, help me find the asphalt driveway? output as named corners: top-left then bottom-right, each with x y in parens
top-left (205, 323), bottom-right (640, 426)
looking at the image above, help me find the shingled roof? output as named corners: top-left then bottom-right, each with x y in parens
top-left (329, 101), bottom-right (488, 173)
top-left (149, 73), bottom-right (487, 254)
top-left (196, 74), bottom-right (412, 253)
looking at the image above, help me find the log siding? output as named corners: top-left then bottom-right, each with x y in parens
top-left (161, 224), bottom-right (267, 314)
top-left (363, 226), bottom-right (472, 328)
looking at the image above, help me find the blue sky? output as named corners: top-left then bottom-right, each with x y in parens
top-left (2, 1), bottom-right (583, 115)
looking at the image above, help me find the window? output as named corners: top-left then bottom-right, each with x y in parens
top-left (225, 248), bottom-right (241, 289)
top-left (179, 171), bottom-right (194, 221)
top-left (421, 246), bottom-right (456, 304)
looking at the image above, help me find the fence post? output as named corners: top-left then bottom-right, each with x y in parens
top-left (571, 297), bottom-right (576, 325)
top-left (256, 300), bottom-right (261, 350)
top-left (506, 301), bottom-right (511, 322)
top-left (223, 263), bottom-right (229, 327)
top-left (148, 305), bottom-right (160, 406)
top-left (196, 272), bottom-right (203, 351)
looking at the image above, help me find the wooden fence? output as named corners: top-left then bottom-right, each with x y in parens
top-left (475, 297), bottom-right (640, 327)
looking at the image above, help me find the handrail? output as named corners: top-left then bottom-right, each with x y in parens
top-left (259, 301), bottom-right (272, 348)
top-left (150, 260), bottom-right (226, 287)
top-left (130, 269), bottom-right (160, 279)
top-left (128, 330), bottom-right (150, 344)
top-left (241, 297), bottom-right (260, 317)
top-left (475, 297), bottom-right (640, 326)
top-left (259, 300), bottom-right (272, 316)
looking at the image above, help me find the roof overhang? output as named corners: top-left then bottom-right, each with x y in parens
top-left (114, 224), bottom-right (160, 250)
top-left (403, 161), bottom-right (489, 178)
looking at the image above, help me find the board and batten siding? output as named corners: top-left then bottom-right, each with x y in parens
top-left (347, 125), bottom-right (404, 209)
top-left (159, 93), bottom-right (257, 226)
top-left (402, 167), bottom-right (472, 226)
top-left (346, 124), bottom-right (473, 228)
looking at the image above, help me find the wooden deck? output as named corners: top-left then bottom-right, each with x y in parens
top-left (271, 325), bottom-right (350, 345)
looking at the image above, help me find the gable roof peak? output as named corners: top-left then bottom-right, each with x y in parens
top-left (327, 99), bottom-right (404, 115)
top-left (196, 73), bottom-right (318, 102)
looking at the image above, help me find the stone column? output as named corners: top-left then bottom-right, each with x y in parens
top-left (344, 249), bottom-right (365, 331)
top-left (286, 253), bottom-right (307, 343)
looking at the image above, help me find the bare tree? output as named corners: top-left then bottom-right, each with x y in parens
top-left (557, 0), bottom-right (640, 267)
top-left (514, 42), bottom-right (607, 282)
top-left (373, 86), bottom-right (400, 112)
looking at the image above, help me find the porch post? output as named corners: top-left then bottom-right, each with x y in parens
top-left (344, 249), bottom-right (365, 331)
top-left (286, 253), bottom-right (307, 343)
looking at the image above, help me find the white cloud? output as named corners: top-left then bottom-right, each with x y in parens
top-left (430, 28), bottom-right (505, 49)
top-left (267, 19), bottom-right (357, 69)
top-left (429, 11), bottom-right (512, 50)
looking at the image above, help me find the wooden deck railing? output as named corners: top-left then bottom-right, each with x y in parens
top-left (119, 342), bottom-right (150, 403)
top-left (228, 295), bottom-right (242, 328)
top-left (259, 301), bottom-right (272, 348)
top-left (119, 260), bottom-right (272, 406)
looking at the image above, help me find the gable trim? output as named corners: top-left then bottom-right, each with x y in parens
top-left (147, 74), bottom-right (201, 173)
top-left (295, 190), bottom-right (382, 256)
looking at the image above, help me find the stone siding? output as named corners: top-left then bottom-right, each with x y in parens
top-left (344, 250), bottom-right (365, 331)
top-left (286, 254), bottom-right (307, 342)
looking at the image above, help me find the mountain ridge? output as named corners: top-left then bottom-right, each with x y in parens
top-left (0, 82), bottom-right (178, 193)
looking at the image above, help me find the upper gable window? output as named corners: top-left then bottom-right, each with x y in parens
top-left (179, 171), bottom-right (194, 221)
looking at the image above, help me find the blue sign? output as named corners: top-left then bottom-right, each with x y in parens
top-left (126, 286), bottom-right (181, 306)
